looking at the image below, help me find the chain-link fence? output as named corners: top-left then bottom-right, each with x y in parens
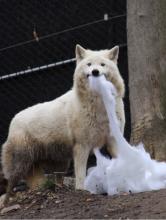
top-left (0, 0), bottom-right (129, 148)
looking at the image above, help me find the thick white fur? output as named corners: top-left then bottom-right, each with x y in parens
top-left (2, 45), bottom-right (125, 190)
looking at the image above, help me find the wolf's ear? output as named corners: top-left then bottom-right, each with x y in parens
top-left (108, 46), bottom-right (119, 63)
top-left (76, 44), bottom-right (86, 63)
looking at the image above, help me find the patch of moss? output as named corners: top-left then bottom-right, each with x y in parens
top-left (41, 179), bottom-right (55, 190)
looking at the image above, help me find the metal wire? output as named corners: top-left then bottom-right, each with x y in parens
top-left (0, 14), bottom-right (126, 53)
top-left (0, 43), bottom-right (127, 81)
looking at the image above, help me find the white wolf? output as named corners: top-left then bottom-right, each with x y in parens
top-left (1, 45), bottom-right (125, 200)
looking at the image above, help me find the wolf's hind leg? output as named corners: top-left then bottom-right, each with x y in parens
top-left (4, 159), bottom-right (32, 205)
top-left (4, 174), bottom-right (20, 205)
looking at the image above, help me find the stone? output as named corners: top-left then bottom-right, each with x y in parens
top-left (1, 204), bottom-right (21, 214)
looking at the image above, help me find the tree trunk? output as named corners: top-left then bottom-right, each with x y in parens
top-left (127, 0), bottom-right (166, 160)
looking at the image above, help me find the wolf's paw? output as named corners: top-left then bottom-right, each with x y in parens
top-left (75, 182), bottom-right (85, 191)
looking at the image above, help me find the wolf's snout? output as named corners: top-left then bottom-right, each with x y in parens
top-left (92, 69), bottom-right (99, 77)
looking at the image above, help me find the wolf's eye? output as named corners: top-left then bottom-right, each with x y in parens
top-left (87, 63), bottom-right (91, 66)
top-left (101, 63), bottom-right (105, 66)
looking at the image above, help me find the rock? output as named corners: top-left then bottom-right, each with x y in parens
top-left (1, 204), bottom-right (21, 214)
top-left (40, 205), bottom-right (44, 209)
top-left (55, 200), bottom-right (61, 204)
top-left (13, 184), bottom-right (28, 192)
top-left (86, 198), bottom-right (94, 202)
top-left (32, 200), bottom-right (36, 204)
top-left (63, 177), bottom-right (75, 187)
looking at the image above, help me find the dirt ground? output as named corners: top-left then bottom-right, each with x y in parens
top-left (0, 186), bottom-right (166, 219)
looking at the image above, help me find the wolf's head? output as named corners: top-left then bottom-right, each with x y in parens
top-left (73, 45), bottom-right (125, 98)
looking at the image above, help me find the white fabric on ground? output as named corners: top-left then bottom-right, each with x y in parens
top-left (84, 75), bottom-right (166, 195)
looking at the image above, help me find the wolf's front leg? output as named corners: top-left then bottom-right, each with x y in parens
top-left (106, 136), bottom-right (118, 158)
top-left (115, 97), bottom-right (125, 134)
top-left (73, 144), bottom-right (90, 190)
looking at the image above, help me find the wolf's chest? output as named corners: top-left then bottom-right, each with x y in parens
top-left (86, 117), bottom-right (109, 147)
top-left (88, 113), bottom-right (109, 129)
top-left (82, 110), bottom-right (110, 141)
